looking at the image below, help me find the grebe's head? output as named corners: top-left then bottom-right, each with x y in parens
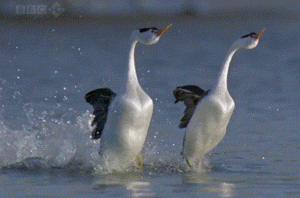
top-left (131, 24), bottom-right (172, 45)
top-left (233, 28), bottom-right (265, 50)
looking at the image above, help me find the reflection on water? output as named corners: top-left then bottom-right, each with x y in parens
top-left (211, 183), bottom-right (235, 198)
top-left (92, 172), bottom-right (156, 197)
top-left (126, 181), bottom-right (155, 198)
top-left (182, 172), bottom-right (213, 184)
top-left (182, 172), bottom-right (235, 197)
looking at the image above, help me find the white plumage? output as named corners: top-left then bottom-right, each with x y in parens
top-left (86, 24), bottom-right (172, 171)
top-left (174, 28), bottom-right (265, 168)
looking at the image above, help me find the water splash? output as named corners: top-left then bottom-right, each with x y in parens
top-left (0, 107), bottom-right (101, 171)
top-left (0, 102), bottom-right (212, 174)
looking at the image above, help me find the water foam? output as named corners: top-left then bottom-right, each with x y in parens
top-left (0, 102), bottom-right (211, 174)
top-left (0, 104), bottom-right (102, 171)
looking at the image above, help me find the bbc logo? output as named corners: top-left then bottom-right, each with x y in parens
top-left (16, 5), bottom-right (47, 15)
top-left (16, 2), bottom-right (64, 17)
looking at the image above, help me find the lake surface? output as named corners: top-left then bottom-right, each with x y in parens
top-left (0, 10), bottom-right (299, 197)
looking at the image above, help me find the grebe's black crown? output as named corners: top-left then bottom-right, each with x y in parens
top-left (139, 27), bottom-right (158, 33)
top-left (241, 32), bottom-right (256, 38)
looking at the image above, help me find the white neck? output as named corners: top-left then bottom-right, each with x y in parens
top-left (123, 39), bottom-right (140, 93)
top-left (212, 44), bottom-right (239, 93)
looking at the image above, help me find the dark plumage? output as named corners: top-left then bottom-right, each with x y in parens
top-left (241, 32), bottom-right (256, 38)
top-left (85, 88), bottom-right (116, 139)
top-left (139, 27), bottom-right (157, 33)
top-left (173, 85), bottom-right (210, 128)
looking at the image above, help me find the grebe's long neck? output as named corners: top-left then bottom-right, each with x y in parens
top-left (124, 40), bottom-right (140, 93)
top-left (212, 45), bottom-right (238, 93)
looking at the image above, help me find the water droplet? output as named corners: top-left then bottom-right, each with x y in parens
top-left (63, 96), bottom-right (68, 101)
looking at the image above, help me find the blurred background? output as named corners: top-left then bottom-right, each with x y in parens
top-left (0, 0), bottom-right (299, 23)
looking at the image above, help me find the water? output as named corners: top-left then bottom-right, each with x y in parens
top-left (0, 12), bottom-right (300, 197)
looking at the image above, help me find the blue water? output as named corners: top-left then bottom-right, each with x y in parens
top-left (0, 9), bottom-right (300, 197)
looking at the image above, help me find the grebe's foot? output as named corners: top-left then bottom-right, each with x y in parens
top-left (137, 154), bottom-right (143, 168)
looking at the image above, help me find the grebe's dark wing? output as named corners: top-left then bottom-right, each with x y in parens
top-left (173, 85), bottom-right (209, 128)
top-left (85, 88), bottom-right (116, 139)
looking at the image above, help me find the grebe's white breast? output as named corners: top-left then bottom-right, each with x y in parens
top-left (99, 85), bottom-right (153, 167)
